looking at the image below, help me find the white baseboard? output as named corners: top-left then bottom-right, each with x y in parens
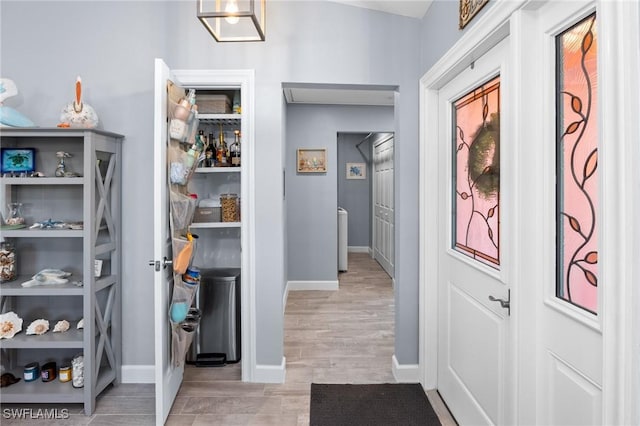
top-left (286, 280), bottom-right (339, 291)
top-left (121, 364), bottom-right (155, 383)
top-left (348, 246), bottom-right (370, 253)
top-left (392, 355), bottom-right (420, 383)
top-left (253, 357), bottom-right (286, 383)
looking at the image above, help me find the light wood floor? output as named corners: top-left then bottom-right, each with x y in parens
top-left (0, 253), bottom-right (456, 425)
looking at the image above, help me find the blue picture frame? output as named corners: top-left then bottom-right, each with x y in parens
top-left (1, 148), bottom-right (35, 174)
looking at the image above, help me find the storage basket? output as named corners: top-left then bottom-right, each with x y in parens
top-left (198, 95), bottom-right (231, 114)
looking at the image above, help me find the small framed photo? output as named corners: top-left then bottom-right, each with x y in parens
top-left (297, 148), bottom-right (327, 173)
top-left (346, 162), bottom-right (366, 179)
top-left (1, 148), bottom-right (35, 174)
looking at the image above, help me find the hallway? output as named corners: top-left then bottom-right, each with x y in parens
top-left (169, 252), bottom-right (395, 425)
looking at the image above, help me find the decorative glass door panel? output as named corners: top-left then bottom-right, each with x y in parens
top-left (452, 76), bottom-right (501, 268)
top-left (556, 14), bottom-right (598, 314)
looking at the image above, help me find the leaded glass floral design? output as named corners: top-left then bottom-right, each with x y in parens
top-left (556, 14), bottom-right (598, 314)
top-left (452, 76), bottom-right (500, 268)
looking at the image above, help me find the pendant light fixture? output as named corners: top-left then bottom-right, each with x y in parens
top-left (197, 0), bottom-right (266, 42)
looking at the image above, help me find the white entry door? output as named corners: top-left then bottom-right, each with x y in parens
top-left (373, 135), bottom-right (394, 277)
top-left (152, 58), bottom-right (183, 425)
top-left (436, 38), bottom-right (511, 425)
top-left (524, 3), bottom-right (603, 424)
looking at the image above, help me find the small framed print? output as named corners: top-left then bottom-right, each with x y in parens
top-left (297, 148), bottom-right (327, 173)
top-left (1, 148), bottom-right (35, 174)
top-left (346, 162), bottom-right (366, 179)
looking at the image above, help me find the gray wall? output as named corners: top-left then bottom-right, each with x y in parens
top-left (338, 133), bottom-right (374, 249)
top-left (1, 1), bottom-right (422, 369)
top-left (286, 105), bottom-right (393, 281)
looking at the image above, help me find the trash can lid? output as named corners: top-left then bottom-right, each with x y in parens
top-left (199, 267), bottom-right (240, 282)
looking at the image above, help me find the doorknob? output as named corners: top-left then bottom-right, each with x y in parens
top-left (488, 289), bottom-right (510, 316)
top-left (148, 257), bottom-right (173, 272)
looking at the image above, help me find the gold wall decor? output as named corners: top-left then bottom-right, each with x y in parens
top-left (459, 0), bottom-right (489, 29)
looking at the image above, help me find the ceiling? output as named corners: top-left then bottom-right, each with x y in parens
top-left (326, 0), bottom-right (433, 19)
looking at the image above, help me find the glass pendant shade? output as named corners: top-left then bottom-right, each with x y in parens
top-left (198, 0), bottom-right (266, 42)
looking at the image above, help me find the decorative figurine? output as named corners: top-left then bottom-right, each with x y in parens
top-left (0, 78), bottom-right (35, 128)
top-left (55, 151), bottom-right (71, 177)
top-left (59, 76), bottom-right (99, 128)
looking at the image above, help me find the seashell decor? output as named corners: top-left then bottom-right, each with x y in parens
top-left (26, 319), bottom-right (49, 335)
top-left (0, 311), bottom-right (23, 339)
top-left (77, 318), bottom-right (84, 329)
top-left (53, 320), bottom-right (70, 333)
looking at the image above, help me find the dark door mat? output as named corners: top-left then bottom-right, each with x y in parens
top-left (310, 383), bottom-right (442, 426)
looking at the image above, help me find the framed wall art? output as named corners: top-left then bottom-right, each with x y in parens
top-left (346, 162), bottom-right (366, 179)
top-left (297, 148), bottom-right (327, 173)
top-left (459, 0), bottom-right (489, 29)
top-left (1, 148), bottom-right (35, 174)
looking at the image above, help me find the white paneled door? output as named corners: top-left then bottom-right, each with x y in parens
top-left (152, 58), bottom-right (183, 425)
top-left (436, 38), bottom-right (511, 425)
top-left (528, 2), bottom-right (603, 424)
top-left (373, 135), bottom-right (394, 277)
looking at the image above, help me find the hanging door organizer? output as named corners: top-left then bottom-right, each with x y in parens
top-left (166, 81), bottom-right (203, 367)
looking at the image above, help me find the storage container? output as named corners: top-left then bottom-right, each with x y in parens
top-left (220, 194), bottom-right (239, 222)
top-left (193, 198), bottom-right (221, 223)
top-left (198, 94), bottom-right (231, 114)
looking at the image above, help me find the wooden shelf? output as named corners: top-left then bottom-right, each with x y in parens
top-left (0, 229), bottom-right (83, 238)
top-left (0, 278), bottom-right (84, 296)
top-left (0, 371), bottom-right (84, 404)
top-left (0, 328), bottom-right (84, 349)
top-left (0, 127), bottom-right (123, 415)
top-left (0, 177), bottom-right (84, 185)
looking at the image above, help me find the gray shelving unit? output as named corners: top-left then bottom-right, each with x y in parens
top-left (0, 128), bottom-right (123, 415)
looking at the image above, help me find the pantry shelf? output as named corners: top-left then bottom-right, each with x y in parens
top-left (194, 167), bottom-right (241, 173)
top-left (190, 222), bottom-right (241, 229)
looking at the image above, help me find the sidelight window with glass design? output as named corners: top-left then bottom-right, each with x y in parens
top-left (556, 13), bottom-right (598, 314)
top-left (452, 76), bottom-right (500, 268)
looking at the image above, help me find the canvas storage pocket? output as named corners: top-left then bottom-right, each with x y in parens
top-left (170, 189), bottom-right (196, 232)
top-left (172, 236), bottom-right (193, 274)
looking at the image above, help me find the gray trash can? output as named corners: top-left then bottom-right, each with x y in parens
top-left (187, 267), bottom-right (241, 366)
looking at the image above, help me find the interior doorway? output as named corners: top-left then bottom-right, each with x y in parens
top-left (337, 132), bottom-right (394, 278)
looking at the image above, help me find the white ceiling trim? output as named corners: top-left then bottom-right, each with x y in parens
top-left (325, 0), bottom-right (433, 19)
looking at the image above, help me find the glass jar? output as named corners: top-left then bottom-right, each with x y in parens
top-left (5, 202), bottom-right (24, 226)
top-left (0, 241), bottom-right (17, 283)
top-left (220, 194), bottom-right (238, 222)
top-left (71, 353), bottom-right (84, 388)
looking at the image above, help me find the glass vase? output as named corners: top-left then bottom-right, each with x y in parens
top-left (5, 202), bottom-right (25, 226)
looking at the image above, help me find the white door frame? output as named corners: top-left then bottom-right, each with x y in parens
top-left (419, 0), bottom-right (640, 424)
top-left (165, 68), bottom-right (257, 382)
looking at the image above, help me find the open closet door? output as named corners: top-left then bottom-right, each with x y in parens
top-left (152, 58), bottom-right (183, 425)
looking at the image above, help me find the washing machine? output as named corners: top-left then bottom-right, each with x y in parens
top-left (338, 207), bottom-right (348, 271)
